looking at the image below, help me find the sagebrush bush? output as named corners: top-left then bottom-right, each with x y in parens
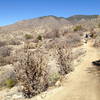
top-left (65, 33), bottom-right (82, 47)
top-left (89, 29), bottom-right (97, 38)
top-left (8, 39), bottom-right (21, 45)
top-left (0, 46), bottom-right (11, 57)
top-left (74, 25), bottom-right (83, 32)
top-left (25, 34), bottom-right (33, 40)
top-left (0, 56), bottom-right (12, 66)
top-left (0, 66), bottom-right (16, 88)
top-left (44, 29), bottom-right (59, 39)
top-left (14, 50), bottom-right (48, 98)
top-left (93, 35), bottom-right (100, 47)
top-left (0, 41), bottom-right (7, 47)
top-left (5, 79), bottom-right (16, 88)
top-left (57, 47), bottom-right (73, 74)
top-left (37, 35), bottom-right (42, 40)
top-left (98, 23), bottom-right (100, 28)
top-left (48, 73), bottom-right (60, 85)
top-left (0, 46), bottom-right (12, 66)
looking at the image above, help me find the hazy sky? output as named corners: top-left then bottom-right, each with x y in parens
top-left (0, 0), bottom-right (100, 26)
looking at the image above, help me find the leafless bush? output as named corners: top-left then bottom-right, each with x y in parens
top-left (57, 47), bottom-right (73, 75)
top-left (0, 46), bottom-right (11, 57)
top-left (14, 50), bottom-right (48, 98)
top-left (14, 41), bottom-right (73, 98)
top-left (0, 41), bottom-right (7, 47)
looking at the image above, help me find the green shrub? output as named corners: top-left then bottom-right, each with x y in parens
top-left (0, 66), bottom-right (16, 88)
top-left (25, 34), bottom-right (33, 39)
top-left (74, 25), bottom-right (82, 32)
top-left (37, 35), bottom-right (42, 40)
top-left (48, 73), bottom-right (60, 85)
top-left (5, 79), bottom-right (16, 88)
top-left (98, 24), bottom-right (100, 28)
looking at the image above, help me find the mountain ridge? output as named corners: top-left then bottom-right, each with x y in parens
top-left (0, 15), bottom-right (99, 27)
top-left (67, 15), bottom-right (99, 23)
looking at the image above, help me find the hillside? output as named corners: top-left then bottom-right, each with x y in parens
top-left (67, 15), bottom-right (99, 23)
top-left (0, 16), bottom-right (72, 32)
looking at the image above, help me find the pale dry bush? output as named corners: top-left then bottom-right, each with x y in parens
top-left (14, 40), bottom-right (73, 98)
top-left (14, 50), bottom-right (48, 98)
top-left (0, 41), bottom-right (7, 47)
top-left (0, 46), bottom-right (12, 66)
top-left (43, 29), bottom-right (59, 39)
top-left (43, 39), bottom-right (73, 74)
top-left (8, 39), bottom-right (21, 45)
top-left (0, 46), bottom-right (11, 57)
top-left (57, 47), bottom-right (73, 75)
top-left (0, 65), bottom-right (16, 88)
top-left (65, 32), bottom-right (82, 47)
top-left (0, 56), bottom-right (13, 66)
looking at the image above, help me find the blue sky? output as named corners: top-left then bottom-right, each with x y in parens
top-left (0, 0), bottom-right (100, 26)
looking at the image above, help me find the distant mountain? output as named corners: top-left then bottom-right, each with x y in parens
top-left (0, 16), bottom-right (73, 40)
top-left (0, 16), bottom-right (72, 32)
top-left (67, 15), bottom-right (99, 23)
top-left (0, 15), bottom-right (100, 37)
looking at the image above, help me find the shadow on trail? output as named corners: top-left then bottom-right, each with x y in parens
top-left (86, 64), bottom-right (100, 80)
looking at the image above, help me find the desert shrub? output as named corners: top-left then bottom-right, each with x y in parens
top-left (25, 34), bottom-right (33, 40)
top-left (14, 50), bottom-right (48, 98)
top-left (65, 33), bottom-right (82, 47)
top-left (48, 73), bottom-right (60, 85)
top-left (5, 79), bottom-right (16, 88)
top-left (74, 25), bottom-right (83, 32)
top-left (0, 66), bottom-right (16, 88)
top-left (8, 39), bottom-right (21, 45)
top-left (93, 35), bottom-right (100, 47)
top-left (0, 46), bottom-right (11, 57)
top-left (0, 47), bottom-right (12, 66)
top-left (98, 23), bottom-right (100, 28)
top-left (14, 42), bottom-right (72, 98)
top-left (0, 41), bottom-right (7, 47)
top-left (89, 29), bottom-right (97, 38)
top-left (37, 35), bottom-right (42, 40)
top-left (44, 29), bottom-right (59, 39)
top-left (0, 56), bottom-right (12, 66)
top-left (0, 57), bottom-right (5, 66)
top-left (57, 46), bottom-right (73, 75)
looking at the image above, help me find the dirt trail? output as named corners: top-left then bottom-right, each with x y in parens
top-left (34, 41), bottom-right (100, 100)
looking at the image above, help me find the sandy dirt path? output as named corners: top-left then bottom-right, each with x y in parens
top-left (33, 41), bottom-right (100, 100)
